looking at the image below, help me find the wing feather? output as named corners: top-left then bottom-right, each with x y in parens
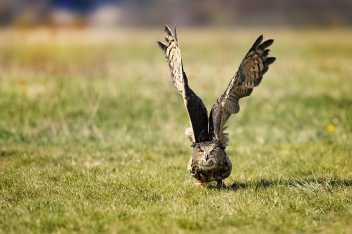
top-left (158, 25), bottom-right (209, 143)
top-left (209, 35), bottom-right (276, 146)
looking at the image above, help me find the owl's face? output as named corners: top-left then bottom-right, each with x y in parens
top-left (191, 141), bottom-right (228, 170)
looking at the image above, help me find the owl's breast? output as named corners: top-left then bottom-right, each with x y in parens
top-left (188, 157), bottom-right (232, 182)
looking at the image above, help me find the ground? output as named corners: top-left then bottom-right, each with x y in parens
top-left (0, 27), bottom-right (351, 233)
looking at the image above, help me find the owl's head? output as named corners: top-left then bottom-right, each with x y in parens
top-left (191, 141), bottom-right (227, 170)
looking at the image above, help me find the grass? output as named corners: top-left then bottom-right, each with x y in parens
top-left (0, 27), bottom-right (352, 233)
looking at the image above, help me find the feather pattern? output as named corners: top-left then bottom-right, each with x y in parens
top-left (158, 25), bottom-right (209, 143)
top-left (209, 35), bottom-right (276, 146)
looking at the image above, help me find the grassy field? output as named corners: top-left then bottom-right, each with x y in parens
top-left (0, 27), bottom-right (351, 233)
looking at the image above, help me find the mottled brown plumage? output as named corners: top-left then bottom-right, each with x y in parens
top-left (158, 25), bottom-right (276, 186)
top-left (187, 141), bottom-right (231, 186)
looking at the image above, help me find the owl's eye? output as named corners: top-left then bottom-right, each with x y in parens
top-left (210, 150), bottom-right (217, 155)
top-left (198, 150), bottom-right (204, 155)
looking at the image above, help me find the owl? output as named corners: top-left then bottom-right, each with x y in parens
top-left (157, 25), bottom-right (276, 187)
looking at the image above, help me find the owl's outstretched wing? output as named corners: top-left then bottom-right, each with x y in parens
top-left (158, 25), bottom-right (209, 143)
top-left (209, 35), bottom-right (276, 146)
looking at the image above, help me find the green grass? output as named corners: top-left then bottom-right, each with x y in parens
top-left (0, 27), bottom-right (352, 233)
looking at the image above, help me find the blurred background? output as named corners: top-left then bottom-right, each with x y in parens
top-left (1, 0), bottom-right (352, 28)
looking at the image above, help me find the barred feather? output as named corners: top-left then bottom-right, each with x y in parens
top-left (210, 35), bottom-right (276, 145)
top-left (158, 25), bottom-right (210, 143)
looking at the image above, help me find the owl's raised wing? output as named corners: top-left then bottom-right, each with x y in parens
top-left (209, 35), bottom-right (276, 146)
top-left (158, 25), bottom-right (209, 143)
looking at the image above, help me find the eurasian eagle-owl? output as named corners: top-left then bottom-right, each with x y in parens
top-left (158, 25), bottom-right (276, 187)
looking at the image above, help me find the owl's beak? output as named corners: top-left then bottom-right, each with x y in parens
top-left (204, 153), bottom-right (209, 161)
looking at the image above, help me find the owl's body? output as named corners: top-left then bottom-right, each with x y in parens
top-left (188, 141), bottom-right (232, 185)
top-left (158, 25), bottom-right (276, 186)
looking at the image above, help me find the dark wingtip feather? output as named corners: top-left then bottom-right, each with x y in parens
top-left (261, 39), bottom-right (274, 49)
top-left (262, 49), bottom-right (270, 59)
top-left (250, 35), bottom-right (263, 50)
top-left (266, 57), bottom-right (276, 65)
top-left (157, 41), bottom-right (167, 52)
top-left (164, 25), bottom-right (172, 36)
top-left (174, 24), bottom-right (178, 41)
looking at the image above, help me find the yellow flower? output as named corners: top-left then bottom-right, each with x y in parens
top-left (327, 124), bottom-right (335, 133)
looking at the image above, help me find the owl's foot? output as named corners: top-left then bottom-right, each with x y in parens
top-left (194, 180), bottom-right (204, 186)
top-left (217, 180), bottom-right (226, 188)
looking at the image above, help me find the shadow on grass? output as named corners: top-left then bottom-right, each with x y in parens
top-left (208, 178), bottom-right (352, 191)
